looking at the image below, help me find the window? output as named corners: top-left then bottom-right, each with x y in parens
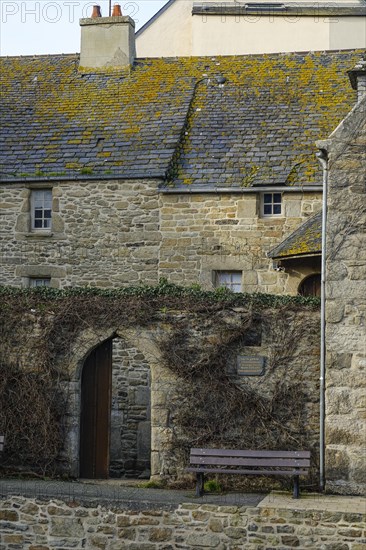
top-left (31, 189), bottom-right (52, 230)
top-left (29, 278), bottom-right (51, 287)
top-left (215, 271), bottom-right (242, 293)
top-left (262, 192), bottom-right (282, 216)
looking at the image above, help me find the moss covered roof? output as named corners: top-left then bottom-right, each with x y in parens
top-left (268, 211), bottom-right (322, 259)
top-left (0, 50), bottom-right (362, 185)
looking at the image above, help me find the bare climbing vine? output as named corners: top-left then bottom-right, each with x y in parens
top-left (0, 281), bottom-right (319, 477)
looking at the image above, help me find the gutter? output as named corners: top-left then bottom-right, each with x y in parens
top-left (160, 185), bottom-right (323, 194)
top-left (192, 4), bottom-right (366, 16)
top-left (316, 148), bottom-right (329, 493)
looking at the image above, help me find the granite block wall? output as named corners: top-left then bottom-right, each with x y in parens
top-left (1, 496), bottom-right (365, 549)
top-left (159, 191), bottom-right (322, 294)
top-left (110, 339), bottom-right (151, 478)
top-left (0, 180), bottom-right (321, 295)
top-left (318, 97), bottom-right (366, 496)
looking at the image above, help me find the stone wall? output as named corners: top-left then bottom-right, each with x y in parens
top-left (160, 191), bottom-right (322, 294)
top-left (62, 311), bottom-right (320, 481)
top-left (0, 179), bottom-right (161, 288)
top-left (0, 296), bottom-right (320, 484)
top-left (0, 180), bottom-right (321, 294)
top-left (318, 97), bottom-right (366, 495)
top-left (110, 339), bottom-right (151, 478)
top-left (1, 496), bottom-right (365, 549)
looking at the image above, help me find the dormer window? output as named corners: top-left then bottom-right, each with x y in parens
top-left (31, 189), bottom-right (52, 230)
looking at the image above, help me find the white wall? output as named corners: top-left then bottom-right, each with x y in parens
top-left (136, 0), bottom-right (366, 57)
top-left (136, 0), bottom-right (193, 57)
top-left (329, 17), bottom-right (366, 50)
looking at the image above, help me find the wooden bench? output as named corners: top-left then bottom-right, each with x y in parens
top-left (187, 448), bottom-right (311, 499)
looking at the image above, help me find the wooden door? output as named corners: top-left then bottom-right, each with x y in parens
top-left (298, 274), bottom-right (321, 297)
top-left (79, 339), bottom-right (112, 478)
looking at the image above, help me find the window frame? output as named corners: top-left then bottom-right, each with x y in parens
top-left (29, 277), bottom-right (51, 288)
top-left (261, 192), bottom-right (282, 217)
top-left (31, 189), bottom-right (52, 231)
top-left (215, 271), bottom-right (242, 293)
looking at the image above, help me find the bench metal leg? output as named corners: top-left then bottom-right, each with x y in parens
top-left (293, 475), bottom-right (300, 499)
top-left (196, 472), bottom-right (204, 497)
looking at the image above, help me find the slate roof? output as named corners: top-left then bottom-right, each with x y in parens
top-left (268, 211), bottom-right (322, 259)
top-left (0, 50), bottom-right (362, 185)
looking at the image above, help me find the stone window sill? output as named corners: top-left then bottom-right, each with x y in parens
top-left (260, 216), bottom-right (284, 221)
top-left (25, 231), bottom-right (54, 238)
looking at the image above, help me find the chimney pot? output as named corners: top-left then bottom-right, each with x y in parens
top-left (91, 5), bottom-right (102, 18)
top-left (112, 4), bottom-right (123, 16)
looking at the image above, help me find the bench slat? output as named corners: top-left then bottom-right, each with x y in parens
top-left (190, 456), bottom-right (310, 467)
top-left (187, 467), bottom-right (309, 476)
top-left (191, 448), bottom-right (310, 459)
top-left (188, 448), bottom-right (310, 499)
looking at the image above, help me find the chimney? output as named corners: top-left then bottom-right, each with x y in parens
top-left (348, 56), bottom-right (366, 102)
top-left (80, 4), bottom-right (136, 70)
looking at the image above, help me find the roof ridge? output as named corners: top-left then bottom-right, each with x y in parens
top-left (1, 48), bottom-right (364, 62)
top-left (0, 53), bottom-right (80, 60)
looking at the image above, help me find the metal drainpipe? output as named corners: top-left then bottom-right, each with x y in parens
top-left (316, 148), bottom-right (329, 493)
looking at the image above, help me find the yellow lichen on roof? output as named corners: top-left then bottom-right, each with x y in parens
top-left (0, 50), bottom-right (363, 182)
top-left (269, 212), bottom-right (322, 259)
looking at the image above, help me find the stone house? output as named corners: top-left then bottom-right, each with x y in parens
top-left (0, 11), bottom-right (365, 491)
top-left (0, 13), bottom-right (362, 295)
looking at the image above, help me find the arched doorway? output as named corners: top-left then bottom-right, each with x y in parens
top-left (78, 335), bottom-right (152, 479)
top-left (65, 326), bottom-right (170, 479)
top-left (79, 339), bottom-right (112, 478)
top-left (298, 274), bottom-right (321, 297)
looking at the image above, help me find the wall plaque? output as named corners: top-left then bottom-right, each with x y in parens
top-left (237, 355), bottom-right (265, 376)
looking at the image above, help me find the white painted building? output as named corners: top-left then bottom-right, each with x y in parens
top-left (136, 0), bottom-right (366, 57)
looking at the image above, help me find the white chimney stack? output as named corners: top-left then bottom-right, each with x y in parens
top-left (80, 5), bottom-right (136, 70)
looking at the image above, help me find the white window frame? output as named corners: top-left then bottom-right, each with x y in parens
top-left (261, 192), bottom-right (282, 217)
top-left (29, 278), bottom-right (51, 288)
top-left (215, 271), bottom-right (242, 293)
top-left (31, 189), bottom-right (52, 230)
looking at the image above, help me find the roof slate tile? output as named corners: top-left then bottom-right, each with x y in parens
top-left (268, 211), bottom-right (322, 259)
top-left (0, 50), bottom-right (362, 185)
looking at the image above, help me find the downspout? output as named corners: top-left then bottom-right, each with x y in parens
top-left (316, 148), bottom-right (328, 493)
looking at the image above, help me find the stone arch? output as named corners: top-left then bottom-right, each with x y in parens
top-left (298, 273), bottom-right (321, 297)
top-left (62, 324), bottom-right (175, 479)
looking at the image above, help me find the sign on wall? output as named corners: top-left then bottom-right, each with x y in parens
top-left (237, 355), bottom-right (265, 376)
